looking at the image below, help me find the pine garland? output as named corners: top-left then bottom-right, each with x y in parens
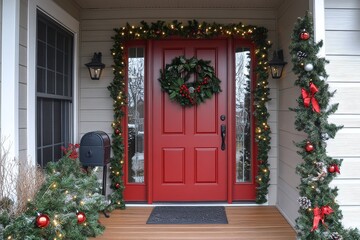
top-left (289, 12), bottom-right (360, 239)
top-left (109, 20), bottom-right (272, 207)
top-left (1, 146), bottom-right (108, 239)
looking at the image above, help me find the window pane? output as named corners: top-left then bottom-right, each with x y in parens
top-left (235, 47), bottom-right (252, 183)
top-left (47, 26), bottom-right (56, 47)
top-left (54, 100), bottom-right (61, 143)
top-left (37, 68), bottom-right (46, 93)
top-left (37, 99), bottom-right (42, 147)
top-left (37, 41), bottom-right (46, 67)
top-left (42, 99), bottom-right (53, 146)
top-left (37, 20), bottom-right (46, 42)
top-left (47, 45), bottom-right (55, 70)
top-left (57, 34), bottom-right (65, 51)
top-left (56, 49), bottom-right (64, 73)
top-left (43, 146), bottom-right (53, 166)
top-left (47, 70), bottom-right (55, 94)
top-left (56, 73), bottom-right (64, 95)
top-left (127, 47), bottom-right (145, 183)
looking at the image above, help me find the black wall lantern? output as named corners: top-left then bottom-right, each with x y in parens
top-left (268, 50), bottom-right (287, 79)
top-left (85, 52), bottom-right (105, 80)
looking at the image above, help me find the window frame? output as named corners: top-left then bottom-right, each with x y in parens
top-left (28, 0), bottom-right (79, 165)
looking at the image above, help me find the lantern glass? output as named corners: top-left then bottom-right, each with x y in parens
top-left (270, 65), bottom-right (284, 79)
top-left (87, 67), bottom-right (103, 80)
top-left (268, 50), bottom-right (287, 79)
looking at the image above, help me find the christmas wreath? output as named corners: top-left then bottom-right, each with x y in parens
top-left (159, 56), bottom-right (222, 107)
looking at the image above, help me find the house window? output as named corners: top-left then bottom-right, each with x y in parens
top-left (36, 11), bottom-right (73, 167)
top-left (235, 47), bottom-right (252, 183)
top-left (127, 47), bottom-right (145, 183)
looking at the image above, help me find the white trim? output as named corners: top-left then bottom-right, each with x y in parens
top-left (27, 0), bottom-right (79, 164)
top-left (1, 0), bottom-right (20, 159)
top-left (311, 0), bottom-right (326, 57)
top-left (276, 205), bottom-right (296, 229)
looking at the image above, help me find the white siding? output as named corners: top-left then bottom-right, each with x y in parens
top-left (324, 0), bottom-right (360, 229)
top-left (52, 0), bottom-right (80, 21)
top-left (19, 0), bottom-right (27, 161)
top-left (79, 7), bottom-right (279, 203)
top-left (276, 0), bottom-right (310, 227)
top-left (0, 0), bottom-right (2, 137)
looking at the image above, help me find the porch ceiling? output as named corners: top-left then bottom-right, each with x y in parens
top-left (72, 0), bottom-right (285, 9)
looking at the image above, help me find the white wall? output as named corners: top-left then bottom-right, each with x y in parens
top-left (276, 0), bottom-right (310, 227)
top-left (324, 0), bottom-right (360, 229)
top-left (79, 7), bottom-right (279, 203)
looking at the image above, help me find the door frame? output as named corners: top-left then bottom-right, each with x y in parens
top-left (123, 37), bottom-right (258, 203)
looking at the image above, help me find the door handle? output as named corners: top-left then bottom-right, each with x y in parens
top-left (221, 124), bottom-right (226, 151)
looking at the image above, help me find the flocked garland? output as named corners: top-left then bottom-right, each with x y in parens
top-left (159, 56), bottom-right (222, 107)
top-left (108, 20), bottom-right (272, 208)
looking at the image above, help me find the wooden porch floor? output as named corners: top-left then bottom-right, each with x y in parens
top-left (93, 206), bottom-right (296, 239)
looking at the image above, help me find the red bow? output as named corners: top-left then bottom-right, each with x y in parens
top-left (302, 83), bottom-right (320, 113)
top-left (311, 206), bottom-right (334, 232)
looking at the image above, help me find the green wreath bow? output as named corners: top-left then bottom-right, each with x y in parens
top-left (159, 56), bottom-right (222, 107)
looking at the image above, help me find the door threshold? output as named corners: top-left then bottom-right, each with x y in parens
top-left (126, 202), bottom-right (268, 207)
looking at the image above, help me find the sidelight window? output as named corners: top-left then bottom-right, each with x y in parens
top-left (235, 47), bottom-right (252, 183)
top-left (127, 47), bottom-right (145, 183)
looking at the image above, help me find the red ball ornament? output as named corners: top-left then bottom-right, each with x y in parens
top-left (299, 29), bottom-right (310, 40)
top-left (328, 164), bottom-right (340, 174)
top-left (328, 165), bottom-right (336, 173)
top-left (305, 142), bottom-right (314, 152)
top-left (36, 213), bottom-right (50, 228)
top-left (115, 183), bottom-right (121, 189)
top-left (77, 211), bottom-right (86, 224)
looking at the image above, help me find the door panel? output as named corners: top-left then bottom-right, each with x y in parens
top-left (151, 39), bottom-right (228, 201)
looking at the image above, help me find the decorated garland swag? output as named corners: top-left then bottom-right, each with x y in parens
top-left (159, 56), bottom-right (221, 107)
top-left (109, 20), bottom-right (272, 208)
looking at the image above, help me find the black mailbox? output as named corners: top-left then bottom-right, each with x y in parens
top-left (80, 131), bottom-right (110, 166)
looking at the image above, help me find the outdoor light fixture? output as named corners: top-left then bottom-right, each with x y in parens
top-left (268, 50), bottom-right (287, 79)
top-left (85, 52), bottom-right (105, 80)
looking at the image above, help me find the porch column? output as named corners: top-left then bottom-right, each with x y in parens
top-left (0, 0), bottom-right (20, 199)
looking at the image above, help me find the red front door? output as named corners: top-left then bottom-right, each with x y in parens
top-left (150, 39), bottom-right (228, 201)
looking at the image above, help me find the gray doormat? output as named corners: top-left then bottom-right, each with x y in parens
top-left (146, 206), bottom-right (228, 224)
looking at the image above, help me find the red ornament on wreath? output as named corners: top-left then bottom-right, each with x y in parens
top-left (115, 129), bottom-right (120, 135)
top-left (115, 183), bottom-right (121, 189)
top-left (299, 29), bottom-right (310, 40)
top-left (36, 213), bottom-right (50, 228)
top-left (77, 211), bottom-right (86, 224)
top-left (305, 141), bottom-right (314, 152)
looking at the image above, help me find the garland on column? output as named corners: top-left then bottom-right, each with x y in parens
top-left (108, 20), bottom-right (272, 208)
top-left (289, 12), bottom-right (360, 240)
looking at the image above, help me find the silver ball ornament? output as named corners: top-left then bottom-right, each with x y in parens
top-left (304, 63), bottom-right (314, 72)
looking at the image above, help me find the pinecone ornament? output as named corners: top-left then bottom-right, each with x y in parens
top-left (297, 51), bottom-right (307, 60)
top-left (330, 232), bottom-right (343, 240)
top-left (298, 196), bottom-right (311, 210)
